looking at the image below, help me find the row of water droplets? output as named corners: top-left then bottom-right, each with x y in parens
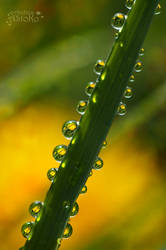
top-left (19, 1), bottom-right (161, 248)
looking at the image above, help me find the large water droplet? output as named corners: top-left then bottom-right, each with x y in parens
top-left (85, 82), bottom-right (96, 96)
top-left (62, 120), bottom-right (78, 139)
top-left (70, 202), bottom-right (79, 217)
top-left (117, 102), bottom-right (127, 116)
top-left (63, 223), bottom-right (73, 238)
top-left (125, 0), bottom-right (135, 9)
top-left (76, 100), bottom-right (88, 115)
top-left (112, 13), bottom-right (126, 30)
top-left (124, 86), bottom-right (132, 99)
top-left (134, 61), bottom-right (143, 72)
top-left (80, 185), bottom-right (87, 194)
top-left (47, 168), bottom-right (58, 182)
top-left (93, 157), bottom-right (103, 170)
top-left (94, 60), bottom-right (105, 75)
top-left (129, 74), bottom-right (135, 82)
top-left (53, 145), bottom-right (67, 162)
top-left (29, 201), bottom-right (43, 218)
top-left (21, 222), bottom-right (34, 239)
top-left (155, 4), bottom-right (161, 15)
top-left (139, 48), bottom-right (144, 56)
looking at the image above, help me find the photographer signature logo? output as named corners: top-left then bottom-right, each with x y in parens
top-left (6, 10), bottom-right (44, 26)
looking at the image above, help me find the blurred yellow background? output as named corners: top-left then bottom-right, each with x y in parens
top-left (0, 0), bottom-right (166, 249)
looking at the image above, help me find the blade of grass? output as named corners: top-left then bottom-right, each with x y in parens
top-left (24, 0), bottom-right (159, 249)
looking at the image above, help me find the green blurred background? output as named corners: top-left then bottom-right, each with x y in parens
top-left (0, 0), bottom-right (166, 249)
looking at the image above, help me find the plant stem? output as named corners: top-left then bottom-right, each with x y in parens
top-left (24, 0), bottom-right (159, 249)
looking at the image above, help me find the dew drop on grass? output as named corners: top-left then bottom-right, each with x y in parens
top-left (47, 168), bottom-right (57, 182)
top-left (93, 157), bottom-right (103, 170)
top-left (52, 145), bottom-right (67, 162)
top-left (76, 100), bottom-right (88, 115)
top-left (114, 32), bottom-right (119, 39)
top-left (85, 82), bottom-right (96, 96)
top-left (102, 140), bottom-right (107, 148)
top-left (62, 120), bottom-right (78, 139)
top-left (124, 86), bottom-right (133, 99)
top-left (155, 4), bottom-right (161, 15)
top-left (117, 102), bottom-right (127, 116)
top-left (63, 223), bottom-right (73, 238)
top-left (94, 60), bottom-right (105, 75)
top-left (129, 74), bottom-right (135, 82)
top-left (29, 201), bottom-right (43, 218)
top-left (80, 185), bottom-right (87, 194)
top-left (134, 61), bottom-right (143, 72)
top-left (70, 202), bottom-right (79, 217)
top-left (112, 13), bottom-right (126, 30)
top-left (139, 48), bottom-right (144, 56)
top-left (125, 0), bottom-right (135, 9)
top-left (63, 201), bottom-right (71, 209)
top-left (21, 222), bottom-right (34, 239)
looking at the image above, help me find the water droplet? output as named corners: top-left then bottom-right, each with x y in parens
top-left (139, 48), bottom-right (144, 56)
top-left (120, 42), bottom-right (124, 48)
top-left (125, 0), bottom-right (135, 9)
top-left (93, 157), bottom-right (103, 170)
top-left (62, 120), bottom-right (78, 139)
top-left (29, 201), bottom-right (43, 218)
top-left (85, 82), bottom-right (96, 96)
top-left (124, 86), bottom-right (132, 99)
top-left (94, 60), bottom-right (105, 75)
top-left (112, 13), bottom-right (126, 30)
top-left (129, 74), bottom-right (135, 82)
top-left (63, 223), bottom-right (73, 238)
top-left (47, 168), bottom-right (57, 182)
top-left (76, 100), bottom-right (88, 115)
top-left (114, 32), bottom-right (119, 39)
top-left (63, 201), bottom-right (71, 209)
top-left (117, 102), bottom-right (127, 116)
top-left (80, 185), bottom-right (87, 194)
top-left (53, 145), bottom-right (67, 162)
top-left (70, 202), bottom-right (79, 217)
top-left (89, 170), bottom-right (93, 177)
top-left (155, 4), bottom-right (161, 15)
top-left (134, 61), bottom-right (143, 72)
top-left (102, 140), bottom-right (107, 148)
top-left (21, 222), bottom-right (34, 239)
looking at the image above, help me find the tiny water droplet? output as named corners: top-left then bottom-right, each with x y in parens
top-left (62, 120), bottom-right (78, 139)
top-left (125, 0), bottom-right (135, 9)
top-left (29, 201), bottom-right (43, 218)
top-left (120, 42), bottom-right (124, 47)
top-left (134, 61), bottom-right (143, 72)
top-left (80, 185), bottom-right (87, 194)
top-left (139, 48), bottom-right (144, 56)
top-left (76, 100), bottom-right (88, 115)
top-left (94, 60), bottom-right (105, 75)
top-left (117, 102), bottom-right (127, 116)
top-left (124, 86), bottom-right (132, 99)
top-left (47, 168), bottom-right (57, 182)
top-left (89, 170), bottom-right (93, 177)
top-left (102, 140), bottom-right (107, 148)
top-left (63, 223), bottom-right (73, 238)
top-left (70, 202), bottom-right (79, 217)
top-left (53, 145), bottom-right (67, 162)
top-left (63, 201), bottom-right (71, 209)
top-left (21, 222), bottom-right (34, 239)
top-left (85, 82), bottom-right (96, 96)
top-left (112, 13), bottom-right (126, 30)
top-left (114, 32), bottom-right (119, 39)
top-left (155, 4), bottom-right (161, 15)
top-left (93, 157), bottom-right (103, 170)
top-left (129, 74), bottom-right (135, 82)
